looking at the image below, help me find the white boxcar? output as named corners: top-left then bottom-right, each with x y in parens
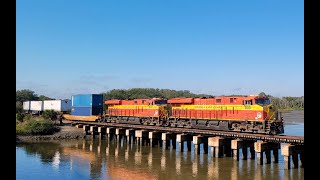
top-left (43, 100), bottom-right (72, 112)
top-left (23, 101), bottom-right (31, 111)
top-left (30, 101), bottom-right (44, 111)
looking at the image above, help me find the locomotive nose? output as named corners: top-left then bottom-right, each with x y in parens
top-left (265, 104), bottom-right (277, 120)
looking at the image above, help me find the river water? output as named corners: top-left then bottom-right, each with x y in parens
top-left (16, 110), bottom-right (304, 180)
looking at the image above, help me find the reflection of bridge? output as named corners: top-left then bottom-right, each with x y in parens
top-left (72, 122), bottom-right (304, 170)
top-left (62, 140), bottom-right (158, 180)
top-left (61, 136), bottom-right (303, 180)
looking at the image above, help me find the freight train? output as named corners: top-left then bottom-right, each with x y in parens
top-left (64, 94), bottom-right (284, 135)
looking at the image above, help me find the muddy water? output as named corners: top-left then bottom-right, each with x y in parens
top-left (282, 110), bottom-right (304, 136)
top-left (16, 110), bottom-right (304, 180)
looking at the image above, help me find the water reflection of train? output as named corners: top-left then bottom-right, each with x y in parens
top-left (62, 140), bottom-right (157, 180)
top-left (17, 139), bottom-right (303, 180)
top-left (63, 94), bottom-right (284, 135)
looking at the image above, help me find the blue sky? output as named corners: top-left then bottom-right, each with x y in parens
top-left (16, 0), bottom-right (304, 99)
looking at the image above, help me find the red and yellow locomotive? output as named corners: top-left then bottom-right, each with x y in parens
top-left (104, 95), bottom-right (284, 135)
top-left (105, 98), bottom-right (169, 125)
top-left (167, 95), bottom-right (283, 134)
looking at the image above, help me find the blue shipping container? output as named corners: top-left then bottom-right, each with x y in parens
top-left (72, 94), bottom-right (103, 107)
top-left (71, 106), bottom-right (103, 116)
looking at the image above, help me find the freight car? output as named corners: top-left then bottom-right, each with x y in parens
top-left (103, 95), bottom-right (284, 135)
top-left (63, 94), bottom-right (104, 122)
top-left (23, 100), bottom-right (72, 114)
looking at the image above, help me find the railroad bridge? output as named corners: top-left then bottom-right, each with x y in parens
top-left (71, 121), bottom-right (304, 170)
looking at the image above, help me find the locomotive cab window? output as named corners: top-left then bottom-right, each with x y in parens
top-left (255, 98), bottom-right (271, 105)
top-left (216, 99), bottom-right (221, 103)
top-left (155, 100), bottom-right (167, 105)
top-left (244, 100), bottom-right (252, 105)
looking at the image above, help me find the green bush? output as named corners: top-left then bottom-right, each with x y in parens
top-left (24, 114), bottom-right (33, 122)
top-left (16, 113), bottom-right (25, 122)
top-left (26, 120), bottom-right (57, 135)
top-left (42, 110), bottom-right (57, 120)
top-left (16, 123), bottom-right (27, 135)
top-left (16, 119), bottom-right (59, 135)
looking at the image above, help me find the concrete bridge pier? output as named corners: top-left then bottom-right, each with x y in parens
top-left (193, 136), bottom-right (208, 154)
top-left (135, 130), bottom-right (149, 146)
top-left (76, 124), bottom-right (83, 129)
top-left (254, 142), bottom-right (280, 165)
top-left (82, 125), bottom-right (89, 131)
top-left (149, 131), bottom-right (162, 149)
top-left (126, 129), bottom-right (135, 145)
top-left (83, 125), bottom-right (90, 136)
top-left (162, 133), bottom-right (173, 150)
top-left (90, 126), bottom-right (98, 139)
top-left (98, 127), bottom-right (106, 139)
top-left (231, 140), bottom-right (255, 161)
top-left (254, 142), bottom-right (268, 165)
top-left (208, 137), bottom-right (231, 158)
top-left (177, 134), bottom-right (191, 152)
top-left (231, 139), bottom-right (243, 161)
top-left (116, 128), bottom-right (126, 144)
top-left (281, 144), bottom-right (304, 169)
top-left (106, 127), bottom-right (115, 143)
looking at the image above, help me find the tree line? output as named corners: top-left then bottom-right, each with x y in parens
top-left (103, 89), bottom-right (304, 110)
top-left (258, 92), bottom-right (304, 110)
top-left (16, 89), bottom-right (54, 113)
top-left (102, 88), bottom-right (212, 100)
top-left (16, 89), bottom-right (304, 112)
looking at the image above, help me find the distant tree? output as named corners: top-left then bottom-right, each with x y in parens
top-left (16, 89), bottom-right (38, 102)
top-left (16, 89), bottom-right (56, 113)
top-left (38, 95), bottom-right (54, 101)
top-left (258, 92), bottom-right (267, 98)
top-left (102, 88), bottom-right (212, 100)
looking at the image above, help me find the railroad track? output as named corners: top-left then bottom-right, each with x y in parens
top-left (67, 121), bottom-right (304, 145)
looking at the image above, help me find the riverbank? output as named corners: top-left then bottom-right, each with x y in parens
top-left (16, 124), bottom-right (85, 142)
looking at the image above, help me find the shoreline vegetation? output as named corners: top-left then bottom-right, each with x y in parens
top-left (16, 112), bottom-right (85, 142)
top-left (16, 120), bottom-right (85, 142)
top-left (16, 113), bottom-right (60, 136)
